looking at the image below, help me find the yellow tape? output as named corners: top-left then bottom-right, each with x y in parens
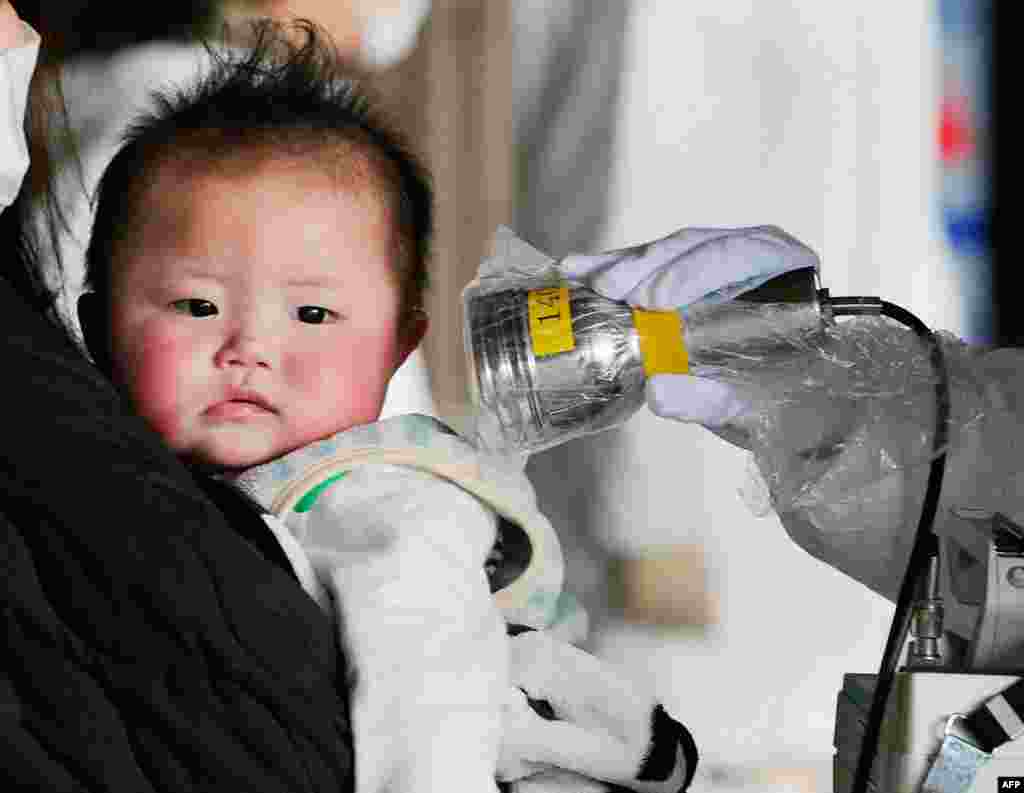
top-left (632, 308), bottom-right (689, 376)
top-left (528, 286), bottom-right (575, 356)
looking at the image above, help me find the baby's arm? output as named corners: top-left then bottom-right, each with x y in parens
top-left (298, 464), bottom-right (507, 793)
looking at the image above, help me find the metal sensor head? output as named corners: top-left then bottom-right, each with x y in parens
top-left (466, 282), bottom-right (647, 454)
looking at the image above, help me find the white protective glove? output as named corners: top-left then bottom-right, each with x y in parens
top-left (0, 4), bottom-right (38, 209)
top-left (559, 226), bottom-right (820, 429)
top-left (497, 628), bottom-right (697, 793)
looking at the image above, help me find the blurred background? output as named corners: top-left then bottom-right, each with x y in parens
top-left (40, 1), bottom-right (1000, 790)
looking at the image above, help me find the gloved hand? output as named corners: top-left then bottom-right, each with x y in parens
top-left (497, 628), bottom-right (697, 793)
top-left (559, 226), bottom-right (820, 430)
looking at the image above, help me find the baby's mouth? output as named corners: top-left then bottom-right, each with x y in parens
top-left (205, 394), bottom-right (276, 419)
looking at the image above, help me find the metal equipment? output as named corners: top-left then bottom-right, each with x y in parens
top-left (834, 510), bottom-right (1024, 792)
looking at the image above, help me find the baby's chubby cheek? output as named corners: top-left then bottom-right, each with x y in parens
top-left (295, 338), bottom-right (397, 429)
top-left (118, 325), bottom-right (195, 448)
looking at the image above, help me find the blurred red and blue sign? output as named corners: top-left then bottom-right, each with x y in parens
top-left (936, 0), bottom-right (993, 342)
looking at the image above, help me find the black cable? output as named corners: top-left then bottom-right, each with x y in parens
top-left (825, 298), bottom-right (951, 793)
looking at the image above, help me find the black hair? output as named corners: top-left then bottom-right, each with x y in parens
top-left (83, 18), bottom-right (432, 325)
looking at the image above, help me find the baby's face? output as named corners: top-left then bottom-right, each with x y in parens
top-left (106, 157), bottom-right (414, 470)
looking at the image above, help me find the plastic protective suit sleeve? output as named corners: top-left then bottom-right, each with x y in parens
top-left (559, 225), bottom-right (1023, 602)
top-left (560, 229), bottom-right (1023, 603)
top-left (757, 340), bottom-right (1024, 603)
top-left (0, 18), bottom-right (38, 208)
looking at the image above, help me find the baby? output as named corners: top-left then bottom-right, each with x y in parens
top-left (73, 20), bottom-right (515, 793)
top-left (74, 20), bottom-right (694, 793)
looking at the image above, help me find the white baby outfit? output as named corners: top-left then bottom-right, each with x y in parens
top-left (222, 413), bottom-right (583, 793)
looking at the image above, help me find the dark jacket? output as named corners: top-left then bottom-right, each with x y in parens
top-left (0, 275), bottom-right (355, 792)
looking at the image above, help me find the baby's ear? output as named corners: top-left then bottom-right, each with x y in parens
top-left (77, 292), bottom-right (114, 379)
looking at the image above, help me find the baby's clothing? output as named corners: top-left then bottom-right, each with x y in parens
top-left (222, 414), bottom-right (697, 793)
top-left (222, 414), bottom-right (584, 793)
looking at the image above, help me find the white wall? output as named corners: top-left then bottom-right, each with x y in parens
top-left (583, 1), bottom-right (956, 788)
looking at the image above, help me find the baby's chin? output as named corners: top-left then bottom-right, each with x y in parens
top-left (180, 434), bottom-right (297, 474)
top-left (182, 420), bottom-right (379, 473)
top-left (183, 448), bottom-right (280, 475)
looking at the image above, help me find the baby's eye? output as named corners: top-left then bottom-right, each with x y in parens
top-left (296, 306), bottom-right (339, 325)
top-left (170, 299), bottom-right (218, 318)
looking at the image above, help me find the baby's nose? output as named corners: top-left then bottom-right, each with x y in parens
top-left (215, 333), bottom-right (273, 369)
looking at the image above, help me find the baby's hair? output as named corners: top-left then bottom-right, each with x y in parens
top-left (84, 18), bottom-right (432, 326)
